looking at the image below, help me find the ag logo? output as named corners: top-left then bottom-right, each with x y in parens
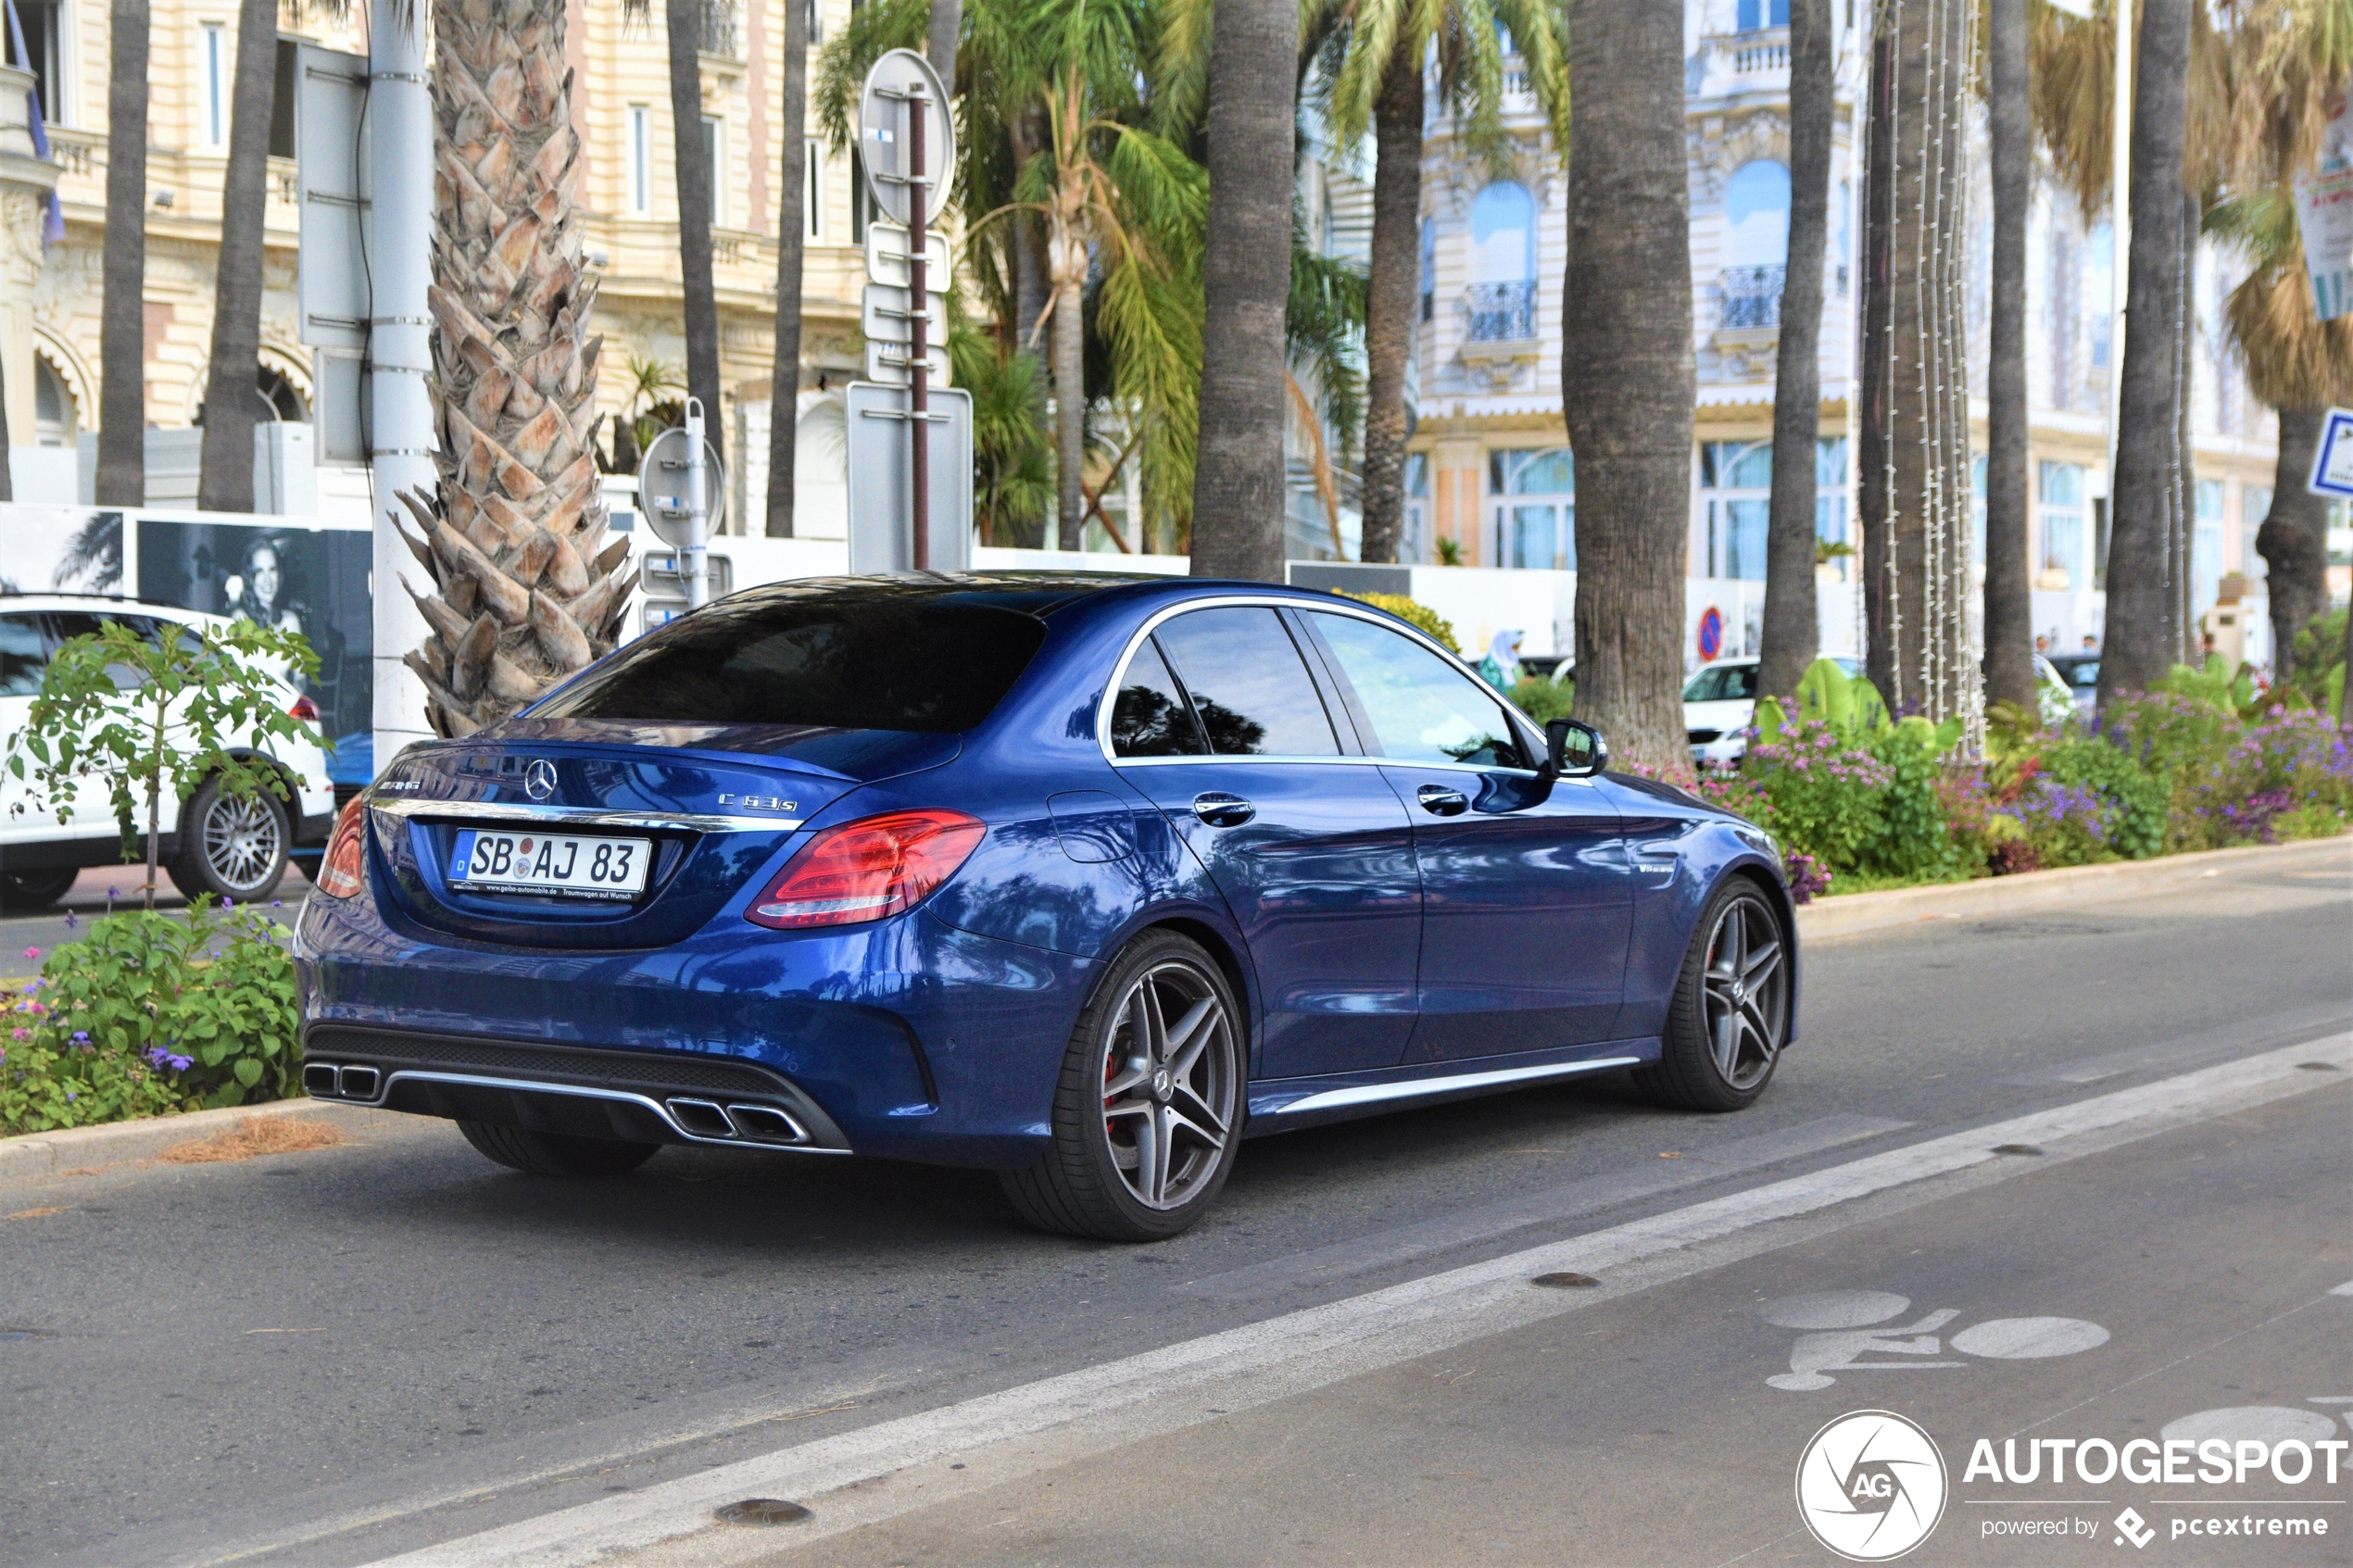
top-left (1795, 1410), bottom-right (1948, 1562)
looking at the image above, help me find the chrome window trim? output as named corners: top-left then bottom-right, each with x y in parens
top-left (1098, 595), bottom-right (1550, 776)
top-left (1268, 1055), bottom-right (1642, 1115)
top-left (368, 797), bottom-right (801, 834)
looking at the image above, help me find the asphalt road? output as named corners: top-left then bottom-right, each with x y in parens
top-left (1, 849), bottom-right (2347, 1567)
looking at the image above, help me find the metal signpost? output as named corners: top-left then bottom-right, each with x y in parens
top-left (641, 404), bottom-right (727, 608)
top-left (853, 49), bottom-right (968, 574)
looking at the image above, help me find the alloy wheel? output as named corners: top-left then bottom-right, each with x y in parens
top-left (1700, 895), bottom-right (1786, 1090)
top-left (1098, 960), bottom-right (1238, 1210)
top-left (204, 792), bottom-right (283, 896)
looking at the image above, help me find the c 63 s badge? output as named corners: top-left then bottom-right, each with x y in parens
top-left (1796, 1410), bottom-right (1949, 1562)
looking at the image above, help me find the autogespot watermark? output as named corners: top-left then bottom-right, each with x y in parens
top-left (1795, 1412), bottom-right (2347, 1558)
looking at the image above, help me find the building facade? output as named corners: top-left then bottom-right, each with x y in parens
top-left (1404, 0), bottom-right (2282, 659)
top-left (2, 0), bottom-right (866, 521)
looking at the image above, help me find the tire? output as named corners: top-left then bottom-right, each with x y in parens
top-left (0, 867), bottom-right (80, 914)
top-left (457, 1120), bottom-right (661, 1177)
top-left (168, 776), bottom-right (289, 904)
top-left (999, 930), bottom-right (1245, 1242)
top-left (1631, 877), bottom-right (1790, 1113)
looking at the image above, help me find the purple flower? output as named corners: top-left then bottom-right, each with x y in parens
top-left (70, 1030), bottom-right (88, 1044)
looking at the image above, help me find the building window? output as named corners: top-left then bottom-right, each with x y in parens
top-left (1491, 448), bottom-right (1574, 571)
top-left (33, 358), bottom-right (77, 446)
top-left (2194, 478), bottom-right (2224, 612)
top-left (2242, 484), bottom-right (2272, 574)
top-left (1721, 160), bottom-right (1791, 331)
top-left (1403, 452), bottom-right (1430, 562)
top-left (1821, 438), bottom-right (1854, 579)
top-left (1700, 441), bottom-right (1773, 580)
top-left (1737, 0), bottom-right (1791, 29)
top-left (703, 117), bottom-right (725, 227)
top-left (1419, 218), bottom-right (1435, 324)
top-left (2038, 460), bottom-right (2087, 590)
top-left (850, 148), bottom-right (875, 243)
top-left (1466, 182), bottom-right (1535, 342)
top-left (806, 146), bottom-right (824, 238)
top-left (204, 22), bottom-right (228, 148)
top-left (12, 0), bottom-right (67, 125)
top-left (629, 106), bottom-right (652, 214)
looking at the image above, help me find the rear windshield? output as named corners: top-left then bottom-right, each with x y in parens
top-left (531, 591), bottom-right (1048, 733)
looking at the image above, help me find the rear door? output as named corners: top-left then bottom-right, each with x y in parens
top-left (1298, 608), bottom-right (1631, 1061)
top-left (0, 611), bottom-right (63, 844)
top-left (1109, 605), bottom-right (1421, 1081)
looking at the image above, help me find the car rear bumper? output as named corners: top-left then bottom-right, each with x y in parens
top-left (294, 884), bottom-right (1096, 1168)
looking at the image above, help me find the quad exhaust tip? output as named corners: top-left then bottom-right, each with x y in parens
top-left (664, 1097), bottom-right (809, 1147)
top-left (303, 1062), bottom-right (383, 1100)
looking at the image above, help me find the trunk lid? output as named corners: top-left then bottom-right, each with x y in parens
top-left (367, 720), bottom-right (958, 949)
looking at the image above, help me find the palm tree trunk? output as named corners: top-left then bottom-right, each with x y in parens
top-left (1012, 110), bottom-right (1051, 345)
top-left (196, 0), bottom-right (279, 513)
top-left (1189, 0), bottom-right (1297, 583)
top-left (764, 0), bottom-right (808, 536)
top-left (2097, 0), bottom-right (2191, 709)
top-left (1356, 49), bottom-right (1422, 566)
top-left (1981, 0), bottom-right (2037, 714)
top-left (2173, 189), bottom-right (2198, 665)
top-left (1859, 20), bottom-right (1893, 698)
top-left (926, 0), bottom-right (960, 85)
top-left (1757, 0), bottom-right (1831, 701)
top-left (1562, 0), bottom-right (1693, 774)
top-left (96, 0), bottom-right (150, 506)
top-left (667, 0), bottom-right (725, 474)
top-left (1051, 276), bottom-right (1084, 549)
top-left (2256, 406), bottom-right (2329, 680)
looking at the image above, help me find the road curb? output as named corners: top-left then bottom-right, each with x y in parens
top-left (0, 1097), bottom-right (390, 1194)
top-left (1793, 833), bottom-right (2350, 942)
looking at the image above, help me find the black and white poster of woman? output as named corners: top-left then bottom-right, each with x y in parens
top-left (136, 521), bottom-right (375, 784)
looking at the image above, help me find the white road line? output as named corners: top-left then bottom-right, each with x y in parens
top-left (2331, 1280), bottom-right (2353, 1298)
top-left (370, 1034), bottom-right (2351, 1568)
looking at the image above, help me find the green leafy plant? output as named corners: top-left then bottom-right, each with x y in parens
top-left (1507, 676), bottom-right (1576, 723)
top-left (1, 1002), bottom-right (184, 1135)
top-left (1755, 658), bottom-right (1913, 746)
top-left (1339, 591), bottom-right (1460, 655)
top-left (19, 899), bottom-right (301, 1112)
top-left (6, 618), bottom-right (320, 909)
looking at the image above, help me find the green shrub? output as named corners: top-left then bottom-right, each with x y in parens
top-left (21, 898), bottom-right (301, 1113)
top-left (1338, 592), bottom-right (1459, 655)
top-left (1506, 676), bottom-right (1576, 723)
top-left (1, 998), bottom-right (184, 1135)
top-left (2036, 734), bottom-right (2170, 860)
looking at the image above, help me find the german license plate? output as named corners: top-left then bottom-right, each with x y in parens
top-left (448, 829), bottom-right (652, 900)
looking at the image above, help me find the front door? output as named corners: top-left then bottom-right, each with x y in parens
top-left (1108, 606), bottom-right (1421, 1081)
top-left (1298, 608), bottom-right (1631, 1061)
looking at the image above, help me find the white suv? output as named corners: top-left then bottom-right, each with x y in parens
top-left (0, 596), bottom-right (335, 912)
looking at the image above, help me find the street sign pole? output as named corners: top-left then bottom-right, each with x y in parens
top-left (904, 79), bottom-right (931, 570)
top-left (683, 396), bottom-right (711, 608)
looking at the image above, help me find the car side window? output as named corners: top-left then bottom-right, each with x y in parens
top-left (1110, 637), bottom-right (1207, 758)
top-left (1153, 608), bottom-right (1340, 758)
top-left (0, 614), bottom-right (45, 696)
top-left (1306, 611), bottom-right (1527, 770)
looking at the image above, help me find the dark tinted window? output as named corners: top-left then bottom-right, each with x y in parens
top-left (1154, 608), bottom-right (1339, 757)
top-left (0, 614), bottom-right (44, 696)
top-left (533, 590), bottom-right (1047, 732)
top-left (1110, 637), bottom-right (1205, 757)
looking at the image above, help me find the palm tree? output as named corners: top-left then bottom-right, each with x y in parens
top-left (1309, 0), bottom-right (1567, 566)
top-left (396, 0), bottom-right (631, 737)
top-left (196, 0), bottom-right (284, 512)
top-left (94, 0), bottom-right (150, 505)
top-left (2206, 189), bottom-right (2353, 680)
top-left (667, 0), bottom-right (725, 475)
top-left (1757, 0), bottom-right (1833, 702)
top-left (2097, 0), bottom-right (2195, 706)
top-left (765, 0), bottom-right (811, 535)
top-left (1189, 0), bottom-right (1298, 583)
top-left (1981, 0), bottom-right (2038, 716)
top-left (950, 306), bottom-right (1055, 544)
top-left (1561, 0), bottom-right (1692, 774)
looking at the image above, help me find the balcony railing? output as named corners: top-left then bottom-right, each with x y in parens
top-left (698, 0), bottom-right (739, 57)
top-left (1719, 264), bottom-right (1784, 331)
top-left (1734, 41), bottom-right (1790, 72)
top-left (1466, 280), bottom-right (1538, 344)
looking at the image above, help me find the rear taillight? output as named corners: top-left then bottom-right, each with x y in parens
top-left (746, 809), bottom-right (984, 930)
top-left (288, 694), bottom-right (321, 725)
top-left (316, 795), bottom-right (368, 898)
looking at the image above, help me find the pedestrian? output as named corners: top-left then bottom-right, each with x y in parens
top-left (1477, 629), bottom-right (1523, 693)
top-left (2033, 633), bottom-right (2049, 654)
top-left (2081, 633), bottom-right (2098, 651)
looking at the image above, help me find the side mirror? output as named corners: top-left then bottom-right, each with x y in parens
top-left (1544, 719), bottom-right (1606, 780)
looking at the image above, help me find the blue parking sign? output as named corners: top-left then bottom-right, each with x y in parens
top-left (2308, 408), bottom-right (2353, 497)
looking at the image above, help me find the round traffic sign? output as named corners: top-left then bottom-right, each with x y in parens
top-left (1697, 606), bottom-right (1724, 661)
top-left (638, 425), bottom-right (728, 547)
top-left (857, 48), bottom-right (955, 228)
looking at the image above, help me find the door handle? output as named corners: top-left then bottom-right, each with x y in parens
top-left (1416, 784), bottom-right (1470, 817)
top-left (1190, 792), bottom-right (1256, 828)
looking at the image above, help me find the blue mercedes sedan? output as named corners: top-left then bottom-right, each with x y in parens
top-left (296, 575), bottom-right (1797, 1240)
